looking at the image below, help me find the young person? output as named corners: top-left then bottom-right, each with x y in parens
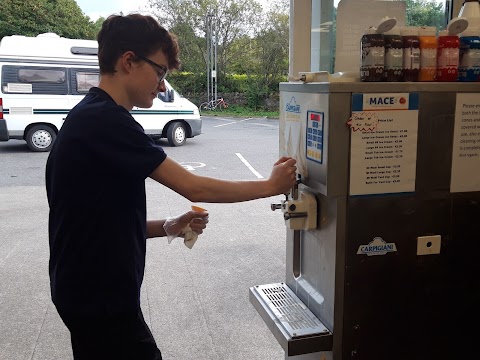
top-left (45, 13), bottom-right (297, 360)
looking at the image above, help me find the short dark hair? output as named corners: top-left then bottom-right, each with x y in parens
top-left (97, 13), bottom-right (180, 74)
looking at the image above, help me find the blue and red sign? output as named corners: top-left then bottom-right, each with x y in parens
top-left (306, 110), bottom-right (324, 164)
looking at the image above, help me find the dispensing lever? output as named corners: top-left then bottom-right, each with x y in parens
top-left (272, 174), bottom-right (301, 211)
top-left (291, 174), bottom-right (302, 200)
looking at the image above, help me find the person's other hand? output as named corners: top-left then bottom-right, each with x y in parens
top-left (163, 210), bottom-right (209, 240)
top-left (186, 210), bottom-right (209, 235)
top-left (269, 157), bottom-right (297, 194)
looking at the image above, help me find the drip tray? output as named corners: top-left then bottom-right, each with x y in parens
top-left (249, 283), bottom-right (333, 356)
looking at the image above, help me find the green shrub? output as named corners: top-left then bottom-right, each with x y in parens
top-left (167, 72), bottom-right (205, 94)
top-left (167, 72), bottom-right (286, 111)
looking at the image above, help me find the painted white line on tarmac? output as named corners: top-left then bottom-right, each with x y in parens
top-left (250, 122), bottom-right (278, 128)
top-left (213, 118), bottom-right (253, 128)
top-left (204, 117), bottom-right (235, 122)
top-left (236, 153), bottom-right (264, 179)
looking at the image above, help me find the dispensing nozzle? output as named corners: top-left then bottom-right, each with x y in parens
top-left (283, 188), bottom-right (317, 230)
top-left (271, 173), bottom-right (317, 230)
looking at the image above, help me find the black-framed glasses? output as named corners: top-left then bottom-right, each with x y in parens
top-left (136, 55), bottom-right (168, 83)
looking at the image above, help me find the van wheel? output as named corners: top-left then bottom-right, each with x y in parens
top-left (26, 125), bottom-right (56, 152)
top-left (167, 122), bottom-right (186, 146)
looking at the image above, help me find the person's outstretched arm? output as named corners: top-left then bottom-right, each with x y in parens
top-left (149, 156), bottom-right (297, 203)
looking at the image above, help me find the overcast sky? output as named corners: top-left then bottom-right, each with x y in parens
top-left (75, 0), bottom-right (447, 21)
top-left (75, 0), bottom-right (151, 20)
top-left (75, 0), bottom-right (280, 20)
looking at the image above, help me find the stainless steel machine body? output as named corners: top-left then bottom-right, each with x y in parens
top-left (250, 82), bottom-right (480, 360)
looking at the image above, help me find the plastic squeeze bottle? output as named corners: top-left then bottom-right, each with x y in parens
top-left (360, 27), bottom-right (385, 82)
top-left (458, 27), bottom-right (480, 81)
top-left (383, 27), bottom-right (404, 81)
top-left (458, 0), bottom-right (480, 29)
top-left (401, 27), bottom-right (421, 81)
top-left (436, 30), bottom-right (460, 81)
top-left (418, 26), bottom-right (438, 81)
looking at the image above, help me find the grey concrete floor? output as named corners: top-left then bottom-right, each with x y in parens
top-left (0, 185), bottom-right (288, 360)
top-left (0, 119), bottom-right (288, 360)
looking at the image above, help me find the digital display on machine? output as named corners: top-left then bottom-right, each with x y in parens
top-left (306, 110), bottom-right (324, 164)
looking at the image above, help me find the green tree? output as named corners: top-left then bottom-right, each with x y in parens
top-left (147, 0), bottom-right (263, 77)
top-left (241, 6), bottom-right (289, 109)
top-left (227, 35), bottom-right (256, 74)
top-left (253, 9), bottom-right (289, 89)
top-left (147, 0), bottom-right (290, 109)
top-left (220, 7), bottom-right (289, 100)
top-left (405, 0), bottom-right (446, 30)
top-left (168, 22), bottom-right (206, 73)
top-left (0, 0), bottom-right (99, 39)
top-left (91, 17), bottom-right (106, 39)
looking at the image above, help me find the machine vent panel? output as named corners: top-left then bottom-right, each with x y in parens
top-left (255, 283), bottom-right (329, 338)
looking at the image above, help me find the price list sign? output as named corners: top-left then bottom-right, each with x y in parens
top-left (349, 93), bottom-right (419, 196)
top-left (451, 93), bottom-right (480, 193)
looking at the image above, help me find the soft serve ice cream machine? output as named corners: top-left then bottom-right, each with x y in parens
top-left (250, 81), bottom-right (480, 360)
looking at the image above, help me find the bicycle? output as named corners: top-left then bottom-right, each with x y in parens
top-left (199, 97), bottom-right (229, 112)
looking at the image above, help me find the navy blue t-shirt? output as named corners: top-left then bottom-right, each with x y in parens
top-left (46, 87), bottom-right (166, 316)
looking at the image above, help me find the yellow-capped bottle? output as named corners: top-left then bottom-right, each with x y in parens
top-left (418, 26), bottom-right (438, 81)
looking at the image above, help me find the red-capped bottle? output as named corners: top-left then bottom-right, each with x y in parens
top-left (436, 30), bottom-right (460, 81)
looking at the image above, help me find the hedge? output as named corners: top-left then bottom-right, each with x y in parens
top-left (168, 72), bottom-right (285, 95)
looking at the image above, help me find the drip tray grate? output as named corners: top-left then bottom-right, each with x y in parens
top-left (250, 282), bottom-right (333, 356)
top-left (253, 283), bottom-right (329, 338)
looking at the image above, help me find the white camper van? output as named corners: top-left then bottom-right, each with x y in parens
top-left (0, 33), bottom-right (201, 151)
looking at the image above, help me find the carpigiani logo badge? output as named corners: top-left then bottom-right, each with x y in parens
top-left (357, 237), bottom-right (397, 256)
top-left (285, 97), bottom-right (301, 113)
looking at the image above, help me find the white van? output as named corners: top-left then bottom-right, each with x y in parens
top-left (0, 33), bottom-right (201, 151)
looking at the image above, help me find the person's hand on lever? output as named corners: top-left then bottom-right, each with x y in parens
top-left (268, 157), bottom-right (297, 195)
